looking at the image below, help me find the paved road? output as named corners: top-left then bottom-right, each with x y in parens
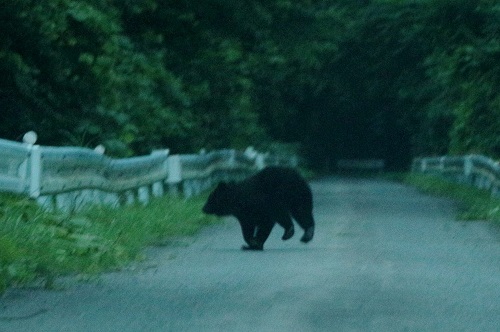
top-left (2, 177), bottom-right (500, 331)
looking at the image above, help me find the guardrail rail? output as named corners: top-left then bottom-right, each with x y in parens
top-left (0, 133), bottom-right (297, 212)
top-left (412, 155), bottom-right (500, 196)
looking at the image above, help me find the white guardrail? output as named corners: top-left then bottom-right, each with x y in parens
top-left (0, 132), bottom-right (297, 212)
top-left (412, 155), bottom-right (500, 196)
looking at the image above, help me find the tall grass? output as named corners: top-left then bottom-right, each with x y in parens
top-left (0, 193), bottom-right (216, 293)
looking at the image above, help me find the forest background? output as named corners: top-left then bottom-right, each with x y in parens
top-left (1, 0), bottom-right (499, 170)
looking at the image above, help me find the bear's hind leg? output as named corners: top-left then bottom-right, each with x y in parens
top-left (275, 212), bottom-right (294, 241)
top-left (282, 226), bottom-right (295, 241)
top-left (301, 225), bottom-right (314, 243)
top-left (291, 205), bottom-right (315, 243)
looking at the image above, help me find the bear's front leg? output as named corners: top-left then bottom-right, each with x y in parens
top-left (241, 243), bottom-right (263, 251)
top-left (243, 222), bottom-right (274, 251)
top-left (239, 222), bottom-right (263, 250)
top-left (241, 237), bottom-right (263, 251)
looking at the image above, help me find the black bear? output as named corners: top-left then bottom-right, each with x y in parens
top-left (202, 166), bottom-right (315, 250)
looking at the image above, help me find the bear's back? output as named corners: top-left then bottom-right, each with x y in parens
top-left (250, 167), bottom-right (312, 207)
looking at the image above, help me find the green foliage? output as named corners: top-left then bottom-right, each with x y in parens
top-left (418, 0), bottom-right (500, 157)
top-left (0, 192), bottom-right (216, 292)
top-left (302, 0), bottom-right (500, 168)
top-left (0, 0), bottom-right (351, 156)
top-left (1, 0), bottom-right (499, 166)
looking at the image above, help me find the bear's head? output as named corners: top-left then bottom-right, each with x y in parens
top-left (202, 182), bottom-right (236, 216)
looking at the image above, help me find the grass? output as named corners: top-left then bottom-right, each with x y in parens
top-left (400, 173), bottom-right (500, 222)
top-left (0, 192), bottom-right (217, 294)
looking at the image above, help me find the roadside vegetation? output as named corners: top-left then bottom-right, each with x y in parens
top-left (402, 173), bottom-right (500, 222)
top-left (0, 193), bottom-right (217, 294)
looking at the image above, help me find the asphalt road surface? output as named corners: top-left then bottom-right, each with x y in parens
top-left (2, 177), bottom-right (500, 331)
